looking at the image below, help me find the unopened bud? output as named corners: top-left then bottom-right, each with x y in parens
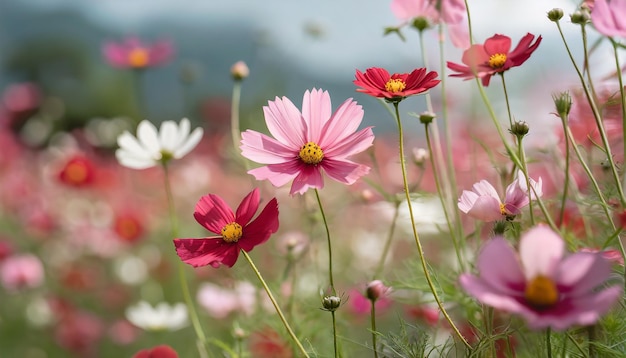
top-left (412, 148), bottom-right (429, 166)
top-left (411, 17), bottom-right (430, 32)
top-left (570, 10), bottom-right (590, 25)
top-left (547, 8), bottom-right (564, 22)
top-left (365, 280), bottom-right (390, 302)
top-left (230, 61), bottom-right (249, 81)
top-left (419, 111), bottom-right (436, 124)
top-left (553, 92), bottom-right (572, 117)
top-left (322, 295), bottom-right (341, 311)
top-left (509, 121), bottom-right (529, 137)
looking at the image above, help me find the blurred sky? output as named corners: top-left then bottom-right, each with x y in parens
top-left (0, 0), bottom-right (605, 139)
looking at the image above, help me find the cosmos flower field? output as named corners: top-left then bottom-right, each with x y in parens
top-left (1, 1), bottom-right (626, 357)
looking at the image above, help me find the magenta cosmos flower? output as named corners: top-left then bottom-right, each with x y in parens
top-left (591, 0), bottom-right (626, 38)
top-left (354, 67), bottom-right (440, 102)
top-left (103, 37), bottom-right (174, 69)
top-left (173, 188), bottom-right (278, 268)
top-left (460, 225), bottom-right (623, 331)
top-left (458, 170), bottom-right (542, 222)
top-left (240, 88), bottom-right (374, 195)
top-left (447, 33), bottom-right (542, 86)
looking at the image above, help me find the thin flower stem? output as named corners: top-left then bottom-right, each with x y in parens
top-left (546, 328), bottom-right (552, 358)
top-left (161, 164), bottom-right (209, 357)
top-left (611, 38), bottom-right (626, 190)
top-left (424, 122), bottom-right (465, 270)
top-left (499, 73), bottom-right (515, 133)
top-left (241, 250), bottom-right (310, 358)
top-left (331, 310), bottom-right (339, 358)
top-left (588, 325), bottom-right (597, 358)
top-left (314, 188), bottom-right (336, 295)
top-left (393, 102), bottom-right (471, 349)
top-left (373, 201), bottom-right (400, 279)
top-left (581, 24), bottom-right (598, 103)
top-left (517, 137), bottom-right (535, 225)
top-left (557, 115), bottom-right (571, 226)
top-left (554, 20), bottom-right (626, 206)
top-left (231, 81), bottom-right (242, 154)
top-left (370, 302), bottom-right (379, 358)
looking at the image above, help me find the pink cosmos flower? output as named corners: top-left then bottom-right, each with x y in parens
top-left (390, 0), bottom-right (469, 48)
top-left (174, 188), bottom-right (279, 268)
top-left (460, 225), bottom-right (623, 331)
top-left (133, 345), bottom-right (179, 358)
top-left (103, 37), bottom-right (173, 69)
top-left (447, 33), bottom-right (542, 86)
top-left (591, 0), bottom-right (626, 38)
top-left (458, 170), bottom-right (543, 222)
top-left (0, 254), bottom-right (45, 292)
top-left (354, 67), bottom-right (440, 102)
top-left (240, 88), bottom-right (374, 195)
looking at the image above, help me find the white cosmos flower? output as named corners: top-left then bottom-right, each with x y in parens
top-left (116, 118), bottom-right (203, 169)
top-left (125, 301), bottom-right (189, 331)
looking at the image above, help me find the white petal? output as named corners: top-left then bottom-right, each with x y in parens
top-left (173, 127), bottom-right (203, 159)
top-left (176, 118), bottom-right (191, 147)
top-left (136, 120), bottom-right (161, 156)
top-left (116, 149), bottom-right (157, 169)
top-left (117, 132), bottom-right (152, 159)
top-left (159, 120), bottom-right (179, 152)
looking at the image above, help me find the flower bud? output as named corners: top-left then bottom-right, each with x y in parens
top-left (509, 121), bottom-right (529, 138)
top-left (412, 148), bottom-right (429, 167)
top-left (365, 280), bottom-right (390, 302)
top-left (547, 8), bottom-right (564, 22)
top-left (322, 295), bottom-right (341, 311)
top-left (411, 17), bottom-right (430, 32)
top-left (419, 111), bottom-right (436, 124)
top-left (230, 61), bottom-right (249, 81)
top-left (553, 91), bottom-right (572, 118)
top-left (570, 10), bottom-right (590, 25)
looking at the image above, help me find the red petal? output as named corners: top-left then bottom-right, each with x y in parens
top-left (235, 188), bottom-right (260, 226)
top-left (193, 194), bottom-right (235, 234)
top-left (173, 238), bottom-right (239, 268)
top-left (239, 198), bottom-right (279, 251)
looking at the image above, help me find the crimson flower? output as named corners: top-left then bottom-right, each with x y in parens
top-left (447, 33), bottom-right (542, 86)
top-left (58, 155), bottom-right (96, 188)
top-left (133, 345), bottom-right (179, 358)
top-left (353, 67), bottom-right (440, 102)
top-left (173, 188), bottom-right (279, 268)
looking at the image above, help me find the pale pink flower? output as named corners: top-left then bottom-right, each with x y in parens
top-left (0, 254), bottom-right (44, 292)
top-left (241, 88), bottom-right (374, 195)
top-left (460, 225), bottom-right (623, 331)
top-left (591, 0), bottom-right (626, 38)
top-left (196, 282), bottom-right (257, 319)
top-left (103, 36), bottom-right (173, 69)
top-left (458, 170), bottom-right (542, 222)
top-left (390, 0), bottom-right (469, 48)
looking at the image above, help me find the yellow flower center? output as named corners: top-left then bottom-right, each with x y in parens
top-left (488, 53), bottom-right (507, 69)
top-left (499, 203), bottom-right (507, 215)
top-left (384, 78), bottom-right (406, 93)
top-left (299, 142), bottom-right (324, 165)
top-left (128, 48), bottom-right (150, 68)
top-left (221, 222), bottom-right (243, 243)
top-left (65, 162), bottom-right (89, 184)
top-left (524, 275), bottom-right (559, 308)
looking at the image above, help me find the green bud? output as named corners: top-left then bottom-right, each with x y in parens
top-left (411, 17), bottom-right (430, 32)
top-left (509, 121), bottom-right (529, 138)
top-left (322, 295), bottom-right (341, 311)
top-left (553, 91), bottom-right (572, 117)
top-left (419, 111), bottom-right (436, 124)
top-left (570, 10), bottom-right (590, 25)
top-left (547, 8), bottom-right (564, 22)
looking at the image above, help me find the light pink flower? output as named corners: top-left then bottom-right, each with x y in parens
top-left (591, 0), bottom-right (626, 38)
top-left (458, 170), bottom-right (542, 221)
top-left (102, 37), bottom-right (173, 69)
top-left (390, 0), bottom-right (469, 48)
top-left (241, 88), bottom-right (374, 195)
top-left (460, 226), bottom-right (623, 331)
top-left (0, 254), bottom-right (44, 292)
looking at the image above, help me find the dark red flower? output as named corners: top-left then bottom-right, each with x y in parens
top-left (353, 67), bottom-right (440, 102)
top-left (113, 212), bottom-right (144, 243)
top-left (58, 155), bottom-right (96, 187)
top-left (173, 188), bottom-right (279, 268)
top-left (447, 33), bottom-right (542, 86)
top-left (133, 345), bottom-right (179, 358)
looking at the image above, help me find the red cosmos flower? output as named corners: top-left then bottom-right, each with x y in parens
top-left (174, 188), bottom-right (279, 268)
top-left (58, 155), bottom-right (96, 187)
top-left (447, 33), bottom-right (542, 86)
top-left (353, 67), bottom-right (440, 102)
top-left (113, 212), bottom-right (144, 243)
top-left (133, 345), bottom-right (179, 358)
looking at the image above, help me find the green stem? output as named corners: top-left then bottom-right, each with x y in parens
top-left (241, 250), bottom-right (310, 357)
top-left (162, 164), bottom-right (209, 357)
top-left (588, 325), bottom-right (597, 358)
top-left (555, 20), bottom-right (626, 206)
top-left (499, 73), bottom-right (515, 134)
top-left (424, 122), bottom-right (464, 270)
top-left (557, 114), bottom-right (571, 227)
top-left (546, 328), bottom-right (552, 358)
top-left (370, 301), bottom-right (379, 358)
top-left (231, 81), bottom-right (242, 153)
top-left (331, 310), bottom-right (338, 358)
top-left (314, 188), bottom-right (336, 295)
top-left (517, 137), bottom-right (535, 225)
top-left (372, 201), bottom-right (400, 279)
top-left (393, 102), bottom-right (471, 349)
top-left (611, 38), bottom-right (626, 191)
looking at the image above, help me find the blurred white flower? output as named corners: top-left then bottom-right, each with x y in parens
top-left (115, 118), bottom-right (203, 169)
top-left (125, 301), bottom-right (188, 331)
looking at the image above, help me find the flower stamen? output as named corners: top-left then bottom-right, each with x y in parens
top-left (221, 222), bottom-right (243, 243)
top-left (525, 275), bottom-right (559, 308)
top-left (128, 48), bottom-right (150, 68)
top-left (299, 142), bottom-right (324, 165)
top-left (384, 78), bottom-right (406, 93)
top-left (488, 53), bottom-right (507, 69)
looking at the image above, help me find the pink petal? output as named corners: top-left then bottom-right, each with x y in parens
top-left (318, 98), bottom-right (364, 149)
top-left (193, 194), bottom-right (235, 234)
top-left (240, 130), bottom-right (296, 164)
top-left (301, 88), bottom-right (331, 142)
top-left (322, 158), bottom-right (370, 185)
top-left (323, 126), bottom-right (374, 159)
top-left (476, 238), bottom-right (525, 295)
top-left (247, 161), bottom-right (302, 187)
top-left (556, 252), bottom-right (611, 295)
top-left (290, 165), bottom-right (324, 195)
top-left (471, 180), bottom-right (500, 198)
top-left (235, 188), bottom-right (260, 227)
top-left (519, 225), bottom-right (564, 280)
top-left (263, 97), bottom-right (306, 149)
top-left (459, 274), bottom-right (528, 313)
top-left (466, 195), bottom-right (502, 222)
top-left (173, 238), bottom-right (239, 268)
top-left (457, 190), bottom-right (478, 213)
top-left (483, 34), bottom-right (512, 56)
top-left (239, 198), bottom-right (279, 251)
